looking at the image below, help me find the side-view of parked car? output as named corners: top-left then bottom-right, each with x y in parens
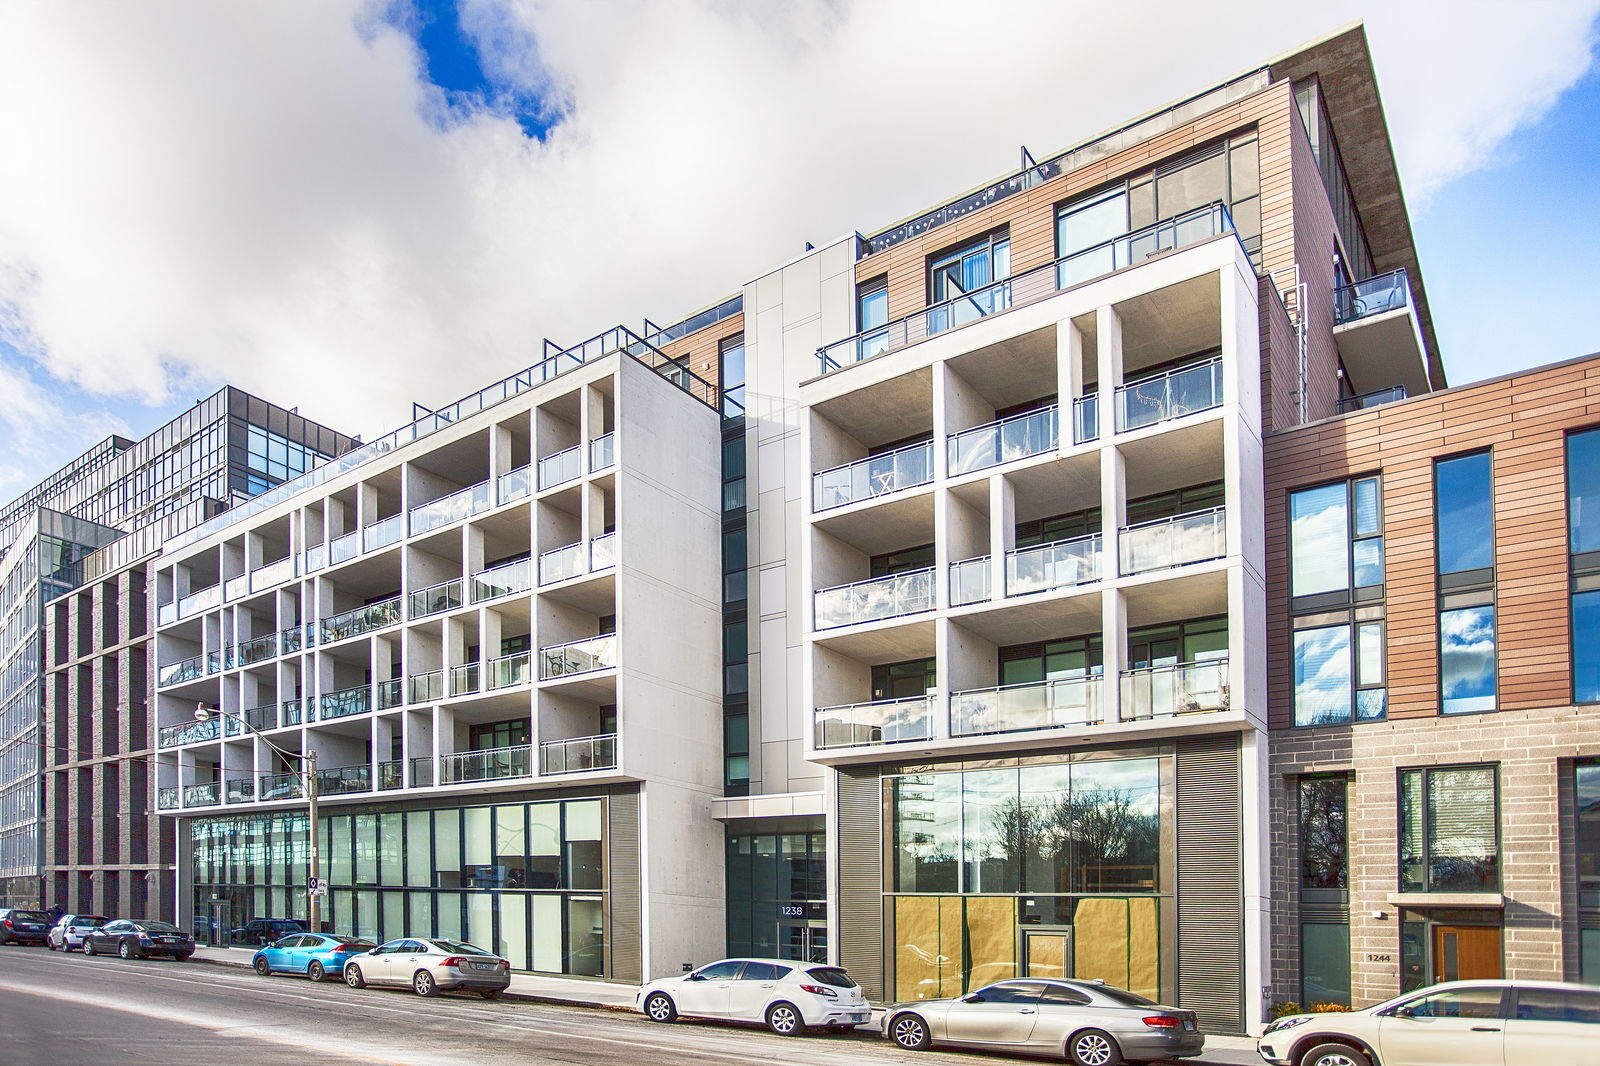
top-left (47, 914), bottom-right (108, 951)
top-left (82, 919), bottom-right (195, 961)
top-left (342, 938), bottom-right (511, 998)
top-left (1258, 979), bottom-right (1600, 1066)
top-left (252, 933), bottom-right (375, 982)
top-left (638, 958), bottom-right (870, 1036)
top-left (230, 917), bottom-right (308, 946)
top-left (0, 908), bottom-right (53, 946)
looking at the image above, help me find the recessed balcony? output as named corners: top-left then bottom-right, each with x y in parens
top-left (814, 568), bottom-right (936, 631)
top-left (950, 675), bottom-right (1102, 737)
top-left (1119, 658), bottom-right (1229, 719)
top-left (539, 732), bottom-right (618, 774)
top-left (1118, 507), bottom-right (1225, 576)
top-left (1006, 534), bottom-right (1103, 596)
top-left (813, 695), bottom-right (935, 749)
top-left (813, 440), bottom-right (933, 512)
top-left (948, 405), bottom-right (1059, 477)
top-left (1114, 358), bottom-right (1223, 433)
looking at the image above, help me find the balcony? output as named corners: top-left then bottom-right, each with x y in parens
top-left (591, 532), bottom-right (616, 571)
top-left (949, 405), bottom-right (1059, 476)
top-left (183, 783), bottom-right (220, 807)
top-left (473, 558), bottom-right (533, 602)
top-left (1120, 658), bottom-right (1229, 720)
top-left (1338, 385), bottom-right (1408, 414)
top-left (814, 568), bottom-right (936, 630)
top-left (234, 633), bottom-right (276, 668)
top-left (251, 556), bottom-right (297, 593)
top-left (362, 514), bottom-right (404, 553)
top-left (813, 695), bottom-right (935, 749)
top-left (158, 654), bottom-right (207, 687)
top-left (441, 744), bottom-right (532, 785)
top-left (377, 679), bottom-right (404, 709)
top-left (1333, 269), bottom-right (1429, 401)
top-left (159, 718), bottom-right (220, 747)
top-left (409, 670), bottom-right (443, 704)
top-left (1115, 358), bottom-right (1223, 433)
top-left (258, 771), bottom-right (303, 801)
top-left (282, 699), bottom-right (303, 726)
top-left (409, 757), bottom-right (435, 788)
top-left (281, 622), bottom-right (314, 654)
top-left (329, 530), bottom-right (360, 565)
top-left (225, 575), bottom-right (248, 601)
top-left (1118, 507), bottom-right (1225, 576)
top-left (537, 445), bottom-right (582, 491)
top-left (320, 685), bottom-right (371, 720)
top-left (1006, 534), bottom-right (1103, 596)
top-left (176, 583), bottom-right (222, 620)
top-left (538, 634), bottom-right (617, 679)
top-left (449, 663), bottom-right (481, 697)
top-left (225, 777), bottom-right (255, 804)
top-left (538, 543), bottom-right (584, 585)
top-left (1073, 395), bottom-right (1100, 444)
top-left (498, 465), bottom-right (532, 505)
top-left (157, 787), bottom-right (179, 811)
top-left (320, 596), bottom-right (402, 644)
top-left (410, 480), bottom-right (490, 536)
top-left (812, 440), bottom-right (933, 513)
top-left (304, 543), bottom-right (327, 574)
top-left (378, 759), bottom-right (405, 791)
top-left (539, 733), bottom-right (617, 775)
top-left (409, 578), bottom-right (463, 618)
top-left (950, 556), bottom-right (991, 607)
top-left (950, 676), bottom-right (1102, 737)
top-left (590, 433), bottom-right (616, 472)
top-left (315, 764), bottom-right (372, 796)
top-left (242, 703), bottom-right (277, 731)
top-left (816, 202), bottom-right (1236, 375)
top-left (488, 651), bottom-right (534, 690)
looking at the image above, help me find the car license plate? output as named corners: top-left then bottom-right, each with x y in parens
top-left (467, 961), bottom-right (495, 971)
top-left (1183, 1019), bottom-right (1196, 1031)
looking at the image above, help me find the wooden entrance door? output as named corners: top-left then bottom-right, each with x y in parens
top-left (1431, 924), bottom-right (1501, 983)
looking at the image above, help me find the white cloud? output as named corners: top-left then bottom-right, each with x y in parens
top-left (0, 0), bottom-right (1594, 466)
top-left (0, 357), bottom-right (130, 502)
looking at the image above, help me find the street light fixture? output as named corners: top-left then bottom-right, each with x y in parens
top-left (193, 702), bottom-right (320, 935)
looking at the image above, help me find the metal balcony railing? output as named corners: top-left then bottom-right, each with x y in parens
top-left (472, 558), bottom-right (532, 602)
top-left (281, 699), bottom-right (303, 726)
top-left (812, 440), bottom-right (933, 512)
top-left (409, 671), bottom-right (443, 704)
top-left (303, 543), bottom-right (327, 574)
top-left (159, 718), bottom-right (220, 748)
top-left (539, 734), bottom-right (617, 775)
top-left (538, 543), bottom-right (584, 585)
top-left (251, 556), bottom-right (297, 592)
top-left (449, 663), bottom-right (480, 697)
top-left (441, 744), bottom-right (532, 784)
top-left (814, 568), bottom-right (936, 630)
top-left (280, 622), bottom-right (313, 654)
top-left (591, 532), bottom-right (616, 571)
top-left (589, 432), bottom-right (616, 471)
top-left (1119, 658), bottom-right (1230, 720)
top-left (320, 596), bottom-right (402, 644)
top-left (320, 685), bottom-right (371, 720)
top-left (258, 771), bottom-right (303, 802)
top-left (950, 676), bottom-right (1102, 737)
top-left (158, 654), bottom-right (207, 687)
top-left (234, 633), bottom-right (276, 667)
top-left (1338, 385), bottom-right (1408, 414)
top-left (488, 652), bottom-right (534, 690)
top-left (329, 530), bottom-right (359, 565)
top-left (813, 696), bottom-right (935, 749)
top-left (377, 679), bottom-right (404, 710)
top-left (537, 445), bottom-right (582, 491)
top-left (949, 556), bottom-right (991, 607)
top-left (409, 578), bottom-right (463, 618)
top-left (242, 703), bottom-right (277, 731)
top-left (538, 635), bottom-right (617, 679)
top-left (948, 406), bottom-right (1058, 475)
top-left (1334, 268), bottom-right (1410, 325)
top-left (1073, 394), bottom-right (1100, 444)
top-left (183, 783), bottom-right (220, 807)
top-left (157, 787), bottom-right (179, 810)
top-left (1118, 507), bottom-right (1226, 575)
top-left (362, 514), bottom-right (405, 553)
top-left (178, 583), bottom-right (222, 619)
top-left (1115, 357), bottom-right (1223, 432)
top-left (1006, 534), bottom-right (1103, 596)
top-left (498, 464), bottom-right (532, 505)
top-left (225, 778), bottom-right (255, 804)
top-left (315, 764), bottom-right (372, 796)
top-left (378, 759), bottom-right (405, 791)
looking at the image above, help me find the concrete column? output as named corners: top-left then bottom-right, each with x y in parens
top-left (990, 475), bottom-right (1014, 603)
top-left (1059, 318), bottom-right (1085, 453)
top-left (1100, 445), bottom-right (1128, 722)
top-left (1096, 303), bottom-right (1124, 433)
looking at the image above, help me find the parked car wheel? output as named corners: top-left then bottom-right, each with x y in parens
top-left (173, 953), bottom-right (192, 962)
top-left (344, 964), bottom-right (366, 989)
top-left (1299, 1043), bottom-right (1372, 1066)
top-left (479, 990), bottom-right (501, 1000)
top-left (765, 1002), bottom-right (804, 1036)
top-left (82, 939), bottom-right (97, 956)
top-left (1067, 1028), bottom-right (1123, 1066)
top-left (307, 960), bottom-right (327, 982)
top-left (643, 992), bottom-right (677, 1023)
top-left (118, 940), bottom-right (139, 960)
top-left (412, 970), bottom-right (437, 997)
top-left (253, 956), bottom-right (272, 976)
top-left (889, 1012), bottom-right (932, 1051)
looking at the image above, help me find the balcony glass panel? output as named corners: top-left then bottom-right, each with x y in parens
top-left (159, 718), bottom-right (221, 747)
top-left (1119, 658), bottom-right (1229, 720)
top-left (184, 783), bottom-right (220, 807)
top-left (320, 596), bottom-right (402, 643)
top-left (208, 650), bottom-right (222, 674)
top-left (948, 405), bottom-right (1058, 475)
top-left (472, 558), bottom-right (532, 601)
top-left (1119, 507), bottom-right (1226, 575)
top-left (329, 531), bottom-right (359, 565)
top-left (225, 778), bottom-right (255, 804)
top-left (1115, 358), bottom-right (1223, 432)
top-left (1006, 534), bottom-right (1103, 596)
top-left (949, 556), bottom-right (991, 607)
top-left (539, 733), bottom-right (618, 774)
top-left (362, 514), bottom-right (404, 553)
top-left (378, 759), bottom-right (404, 791)
top-left (242, 703), bottom-right (277, 731)
top-left (320, 685), bottom-right (371, 720)
top-left (251, 557), bottom-right (297, 592)
top-left (1073, 394), bottom-right (1100, 444)
top-left (1058, 201), bottom-right (1234, 290)
top-left (304, 543), bottom-right (327, 573)
top-left (178, 583), bottom-right (221, 619)
top-left (377, 679), bottom-right (403, 709)
top-left (926, 278), bottom-right (1013, 335)
top-left (538, 635), bottom-right (617, 679)
top-left (257, 771), bottom-right (303, 802)
top-left (449, 663), bottom-right (481, 697)
top-left (488, 651), bottom-right (534, 690)
top-left (950, 677), bottom-right (1102, 736)
top-left (409, 578), bottom-right (463, 618)
top-left (590, 432), bottom-right (615, 471)
top-left (157, 602), bottom-right (176, 626)
top-left (538, 543), bottom-right (584, 585)
top-left (441, 744), bottom-right (533, 784)
top-left (812, 440), bottom-right (933, 512)
top-left (498, 464), bottom-right (532, 505)
top-left (281, 699), bottom-right (302, 726)
top-left (224, 575), bottom-right (249, 601)
top-left (157, 787), bottom-right (179, 810)
top-left (409, 757), bottom-right (435, 788)
top-left (408, 671), bottom-right (443, 704)
top-left (590, 532), bottom-right (617, 571)
top-left (1334, 269), bottom-right (1410, 325)
top-left (1337, 385), bottom-right (1408, 414)
top-left (813, 696), bottom-right (934, 749)
top-left (235, 633), bottom-right (277, 667)
top-left (158, 654), bottom-right (207, 687)
top-left (537, 445), bottom-right (582, 490)
top-left (281, 622), bottom-right (312, 653)
top-left (315, 764), bottom-right (372, 796)
top-left (814, 568), bottom-right (936, 630)
top-left (409, 480), bottom-right (491, 536)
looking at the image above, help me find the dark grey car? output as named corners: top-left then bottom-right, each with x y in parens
top-left (83, 919), bottom-right (195, 960)
top-left (0, 908), bottom-right (53, 946)
top-left (884, 978), bottom-right (1204, 1065)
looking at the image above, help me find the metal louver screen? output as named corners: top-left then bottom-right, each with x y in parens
top-left (607, 788), bottom-right (642, 984)
top-left (837, 766), bottom-right (884, 1000)
top-left (1176, 735), bottom-right (1244, 1034)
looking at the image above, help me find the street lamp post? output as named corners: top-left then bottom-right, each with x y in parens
top-left (193, 703), bottom-right (320, 935)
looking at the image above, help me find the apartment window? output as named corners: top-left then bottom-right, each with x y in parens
top-left (722, 528), bottom-right (747, 603)
top-left (1434, 453), bottom-right (1496, 715)
top-left (1436, 452), bottom-right (1494, 581)
top-left (999, 636), bottom-right (1103, 686)
top-left (1293, 620), bottom-right (1386, 726)
top-left (1568, 428), bottom-right (1600, 703)
top-left (1299, 775), bottom-right (1351, 1008)
top-left (1300, 776), bottom-right (1348, 890)
top-left (858, 278), bottom-right (889, 359)
top-left (1577, 760), bottom-right (1600, 982)
top-left (1399, 765), bottom-right (1499, 893)
top-left (927, 232), bottom-right (1010, 333)
top-left (871, 659), bottom-right (936, 701)
top-left (719, 335), bottom-right (746, 420)
top-left (1288, 478), bottom-right (1383, 606)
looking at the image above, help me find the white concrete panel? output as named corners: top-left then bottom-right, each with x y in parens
top-left (758, 563), bottom-right (787, 619)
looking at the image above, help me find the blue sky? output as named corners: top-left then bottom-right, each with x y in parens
top-left (0, 2), bottom-right (1597, 504)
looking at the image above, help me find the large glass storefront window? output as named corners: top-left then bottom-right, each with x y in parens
top-left (190, 797), bottom-right (606, 975)
top-left (887, 756), bottom-right (1165, 1001)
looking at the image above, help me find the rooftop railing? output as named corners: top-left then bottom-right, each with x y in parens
top-left (812, 440), bottom-right (933, 512)
top-left (441, 744), bottom-right (532, 785)
top-left (814, 567), bottom-right (936, 630)
top-left (410, 480), bottom-right (490, 536)
top-left (538, 634), bottom-right (617, 679)
top-left (1334, 269), bottom-right (1410, 325)
top-left (1115, 357), bottom-right (1223, 432)
top-left (949, 405), bottom-right (1058, 475)
top-left (320, 596), bottom-right (402, 644)
top-left (1120, 658), bottom-right (1229, 719)
top-left (539, 733), bottom-right (617, 775)
top-left (1119, 507), bottom-right (1226, 576)
top-left (813, 695), bottom-right (934, 749)
top-left (950, 676), bottom-right (1102, 737)
top-left (1006, 533), bottom-right (1103, 596)
top-left (1338, 385), bottom-right (1408, 414)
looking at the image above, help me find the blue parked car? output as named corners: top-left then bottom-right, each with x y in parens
top-left (252, 932), bottom-right (376, 982)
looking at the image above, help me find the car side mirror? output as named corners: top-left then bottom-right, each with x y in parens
top-left (686, 972), bottom-right (705, 982)
top-left (961, 993), bottom-right (985, 1003)
top-left (1391, 1006), bottom-right (1414, 1018)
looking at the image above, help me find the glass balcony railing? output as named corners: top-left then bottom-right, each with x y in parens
top-left (157, 601), bottom-right (176, 626)
top-left (812, 440), bottom-right (933, 512)
top-left (158, 654), bottom-right (207, 687)
top-left (949, 556), bottom-right (991, 607)
top-left (363, 514), bottom-right (404, 553)
top-left (1120, 658), bottom-right (1230, 720)
top-left (178, 583), bottom-right (221, 619)
top-left (378, 759), bottom-right (405, 791)
top-left (224, 575), bottom-right (249, 601)
top-left (315, 764), bottom-right (372, 796)
top-left (281, 622), bottom-right (312, 654)
top-left (1119, 507), bottom-right (1226, 575)
top-left (1334, 268), bottom-right (1410, 325)
top-left (538, 634), bottom-right (617, 679)
top-left (225, 777), bottom-right (255, 804)
top-left (591, 532), bottom-right (617, 571)
top-left (590, 432), bottom-right (615, 471)
top-left (1006, 534), bottom-right (1103, 596)
top-left (329, 531), bottom-right (360, 565)
top-left (184, 783), bottom-right (220, 807)
top-left (234, 633), bottom-right (276, 667)
top-left (410, 480), bottom-right (491, 536)
top-left (320, 685), bottom-right (371, 720)
top-left (449, 663), bottom-right (481, 697)
top-left (537, 445), bottom-right (582, 491)
top-left (377, 679), bottom-right (404, 709)
top-left (472, 558), bottom-right (532, 602)
top-left (814, 567), bottom-right (936, 630)
top-left (257, 771), bottom-right (303, 802)
top-left (319, 596), bottom-right (402, 644)
top-left (498, 464), bottom-right (532, 505)
top-left (813, 695), bottom-right (935, 749)
top-left (208, 650), bottom-right (223, 674)
top-left (1073, 394), bottom-right (1100, 444)
top-left (409, 757), bottom-right (435, 788)
top-left (157, 787), bottom-right (179, 810)
top-left (282, 698), bottom-right (303, 726)
top-left (251, 556), bottom-right (297, 592)
top-left (159, 718), bottom-right (221, 747)
top-left (950, 676), bottom-right (1102, 737)
top-left (948, 406), bottom-right (1058, 475)
top-left (303, 543), bottom-right (327, 574)
top-left (242, 703), bottom-right (277, 731)
top-left (538, 543), bottom-right (584, 585)
top-left (1115, 358), bottom-right (1223, 432)
top-left (409, 578), bottom-right (463, 618)
top-left (1059, 202), bottom-right (1235, 289)
top-left (442, 744), bottom-right (533, 785)
top-left (408, 670), bottom-right (443, 704)
top-left (488, 651), bottom-right (534, 690)
top-left (539, 733), bottom-right (617, 775)
top-left (1338, 385), bottom-right (1408, 414)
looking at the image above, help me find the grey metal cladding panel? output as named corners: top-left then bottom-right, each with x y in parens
top-left (607, 789), bottom-right (642, 984)
top-left (837, 767), bottom-right (884, 1000)
top-left (1176, 734), bottom-right (1244, 1033)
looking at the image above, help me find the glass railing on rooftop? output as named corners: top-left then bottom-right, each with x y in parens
top-left (949, 406), bottom-right (1057, 475)
top-left (1119, 507), bottom-right (1226, 575)
top-left (539, 733), bottom-right (617, 775)
top-left (812, 440), bottom-right (933, 512)
top-left (1115, 358), bottom-right (1223, 432)
top-left (441, 744), bottom-right (532, 785)
top-left (320, 596), bottom-right (402, 644)
top-left (1334, 269), bottom-right (1410, 325)
top-left (814, 567), bottom-right (936, 630)
top-left (813, 695), bottom-right (934, 749)
top-left (409, 577), bottom-right (463, 618)
top-left (410, 481), bottom-right (490, 536)
top-left (472, 558), bottom-right (532, 602)
top-left (537, 445), bottom-right (582, 491)
top-left (1007, 534), bottom-right (1102, 596)
top-left (538, 634), bottom-right (617, 679)
top-left (1120, 658), bottom-right (1229, 719)
top-left (950, 676), bottom-right (1102, 737)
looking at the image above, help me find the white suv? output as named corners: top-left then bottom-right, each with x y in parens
top-left (1258, 979), bottom-right (1600, 1066)
top-left (638, 958), bottom-right (870, 1036)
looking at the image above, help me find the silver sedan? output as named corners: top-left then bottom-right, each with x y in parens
top-left (883, 978), bottom-right (1204, 1065)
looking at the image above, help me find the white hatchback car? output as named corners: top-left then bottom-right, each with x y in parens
top-left (47, 913), bottom-right (108, 951)
top-left (1257, 979), bottom-right (1600, 1066)
top-left (638, 958), bottom-right (870, 1036)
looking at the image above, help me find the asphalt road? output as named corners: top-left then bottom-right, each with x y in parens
top-left (0, 944), bottom-right (1258, 1066)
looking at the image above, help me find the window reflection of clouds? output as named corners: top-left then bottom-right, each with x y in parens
top-left (1290, 484), bottom-right (1349, 597)
top-left (1440, 606), bottom-right (1496, 714)
top-left (1294, 625), bottom-right (1352, 726)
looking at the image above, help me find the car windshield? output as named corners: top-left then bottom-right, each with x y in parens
top-left (11, 911), bottom-right (49, 922)
top-left (1094, 986), bottom-right (1158, 1007)
top-left (429, 939), bottom-right (494, 956)
top-left (137, 921), bottom-right (182, 933)
top-left (806, 967), bottom-right (857, 989)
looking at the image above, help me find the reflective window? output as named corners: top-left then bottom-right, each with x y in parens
top-left (1575, 592), bottom-right (1600, 703)
top-left (1300, 923), bottom-right (1351, 1008)
top-left (696, 960), bottom-right (744, 980)
top-left (1290, 479), bottom-right (1383, 601)
top-left (1299, 777), bottom-right (1348, 889)
top-left (1406, 986), bottom-right (1504, 1019)
top-left (1577, 761), bottom-right (1600, 910)
top-left (1440, 605), bottom-right (1496, 714)
top-left (1293, 622), bottom-right (1385, 726)
top-left (719, 335), bottom-right (746, 419)
top-left (1435, 452), bottom-right (1494, 575)
top-left (1569, 428), bottom-right (1600, 555)
top-left (1400, 765), bottom-right (1499, 892)
top-left (1515, 987), bottom-right (1600, 1024)
top-left (975, 982), bottom-right (1044, 1004)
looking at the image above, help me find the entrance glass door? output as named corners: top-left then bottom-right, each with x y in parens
top-left (781, 921), bottom-right (828, 963)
